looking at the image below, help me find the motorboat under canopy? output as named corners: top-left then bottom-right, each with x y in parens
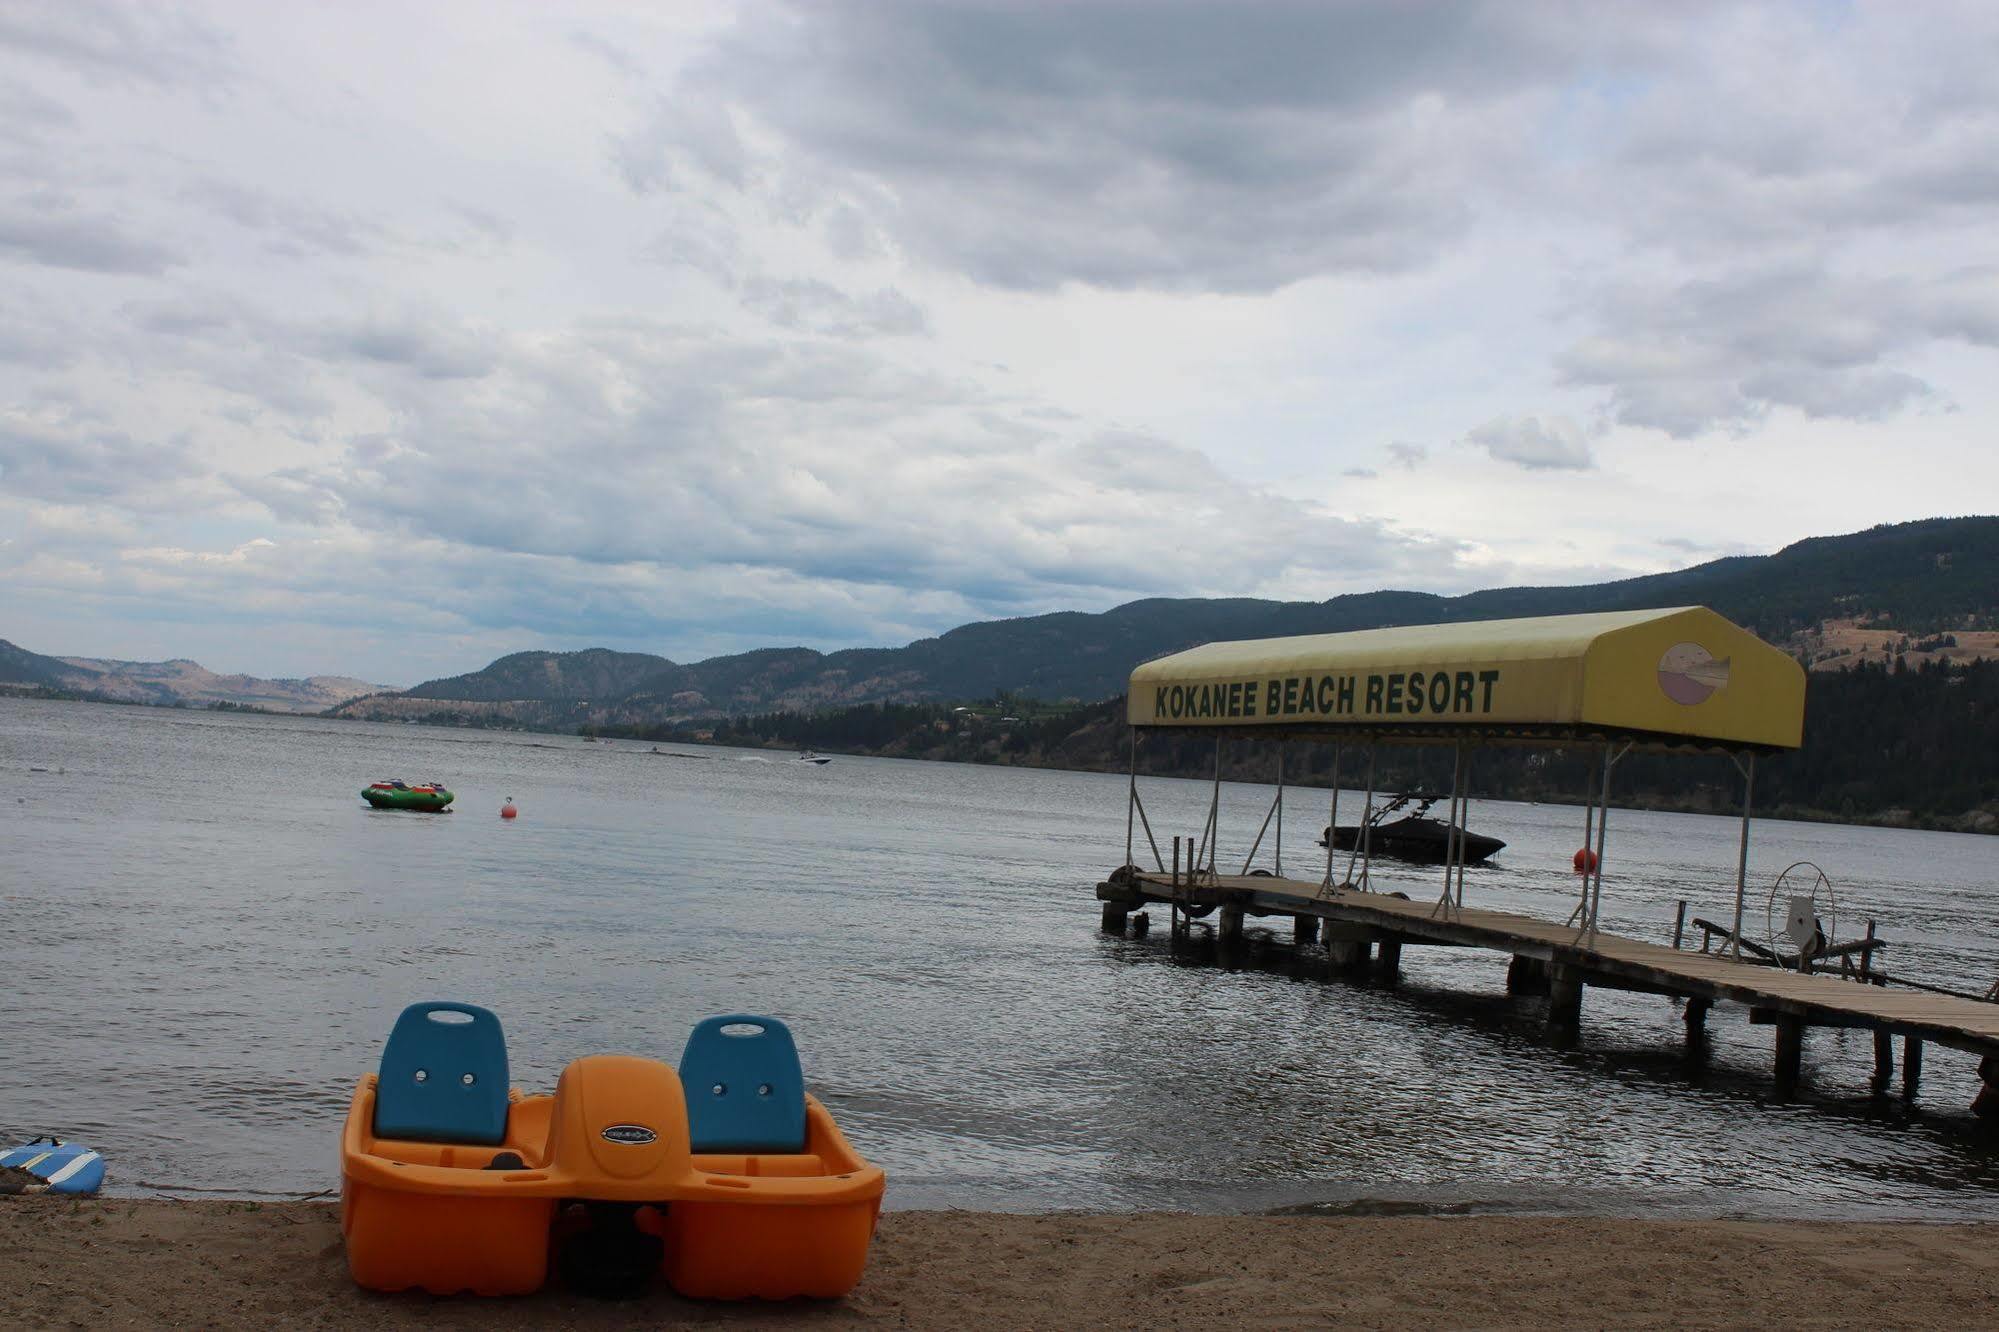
top-left (1126, 606), bottom-right (1805, 754)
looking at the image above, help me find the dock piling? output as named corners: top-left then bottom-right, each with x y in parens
top-left (1684, 996), bottom-right (1710, 1041)
top-left (1506, 955), bottom-right (1549, 996)
top-left (1100, 902), bottom-right (1128, 934)
top-left (1293, 914), bottom-right (1319, 945)
top-left (1872, 1029), bottom-right (1894, 1093)
top-left (1376, 939), bottom-right (1402, 984)
top-left (1773, 1014), bottom-right (1804, 1099)
top-left (1547, 965), bottom-right (1583, 1028)
top-left (1903, 1036), bottom-right (1924, 1100)
top-left (1975, 1057), bottom-right (1999, 1119)
top-left (1218, 906), bottom-right (1244, 944)
top-left (1326, 938), bottom-right (1369, 972)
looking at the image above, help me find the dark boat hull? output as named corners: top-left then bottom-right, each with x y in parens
top-left (1318, 816), bottom-right (1504, 864)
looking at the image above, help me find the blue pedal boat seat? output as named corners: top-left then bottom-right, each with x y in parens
top-left (679, 1015), bottom-right (807, 1154)
top-left (373, 1001), bottom-right (510, 1145)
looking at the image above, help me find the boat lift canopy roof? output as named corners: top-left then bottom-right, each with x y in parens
top-left (1127, 606), bottom-right (1805, 753)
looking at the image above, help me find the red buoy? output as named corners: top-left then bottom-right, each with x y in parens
top-left (501, 798), bottom-right (518, 820)
top-left (1573, 846), bottom-right (1598, 873)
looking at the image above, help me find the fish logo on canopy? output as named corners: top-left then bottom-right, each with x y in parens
top-left (1657, 642), bottom-right (1730, 705)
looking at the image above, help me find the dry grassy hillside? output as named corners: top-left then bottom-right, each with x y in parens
top-left (1790, 619), bottom-right (1999, 672)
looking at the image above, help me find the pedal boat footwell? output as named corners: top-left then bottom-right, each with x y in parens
top-left (340, 1053), bottom-right (885, 1299)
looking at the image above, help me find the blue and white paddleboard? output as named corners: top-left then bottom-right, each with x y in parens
top-left (1, 1139), bottom-right (105, 1195)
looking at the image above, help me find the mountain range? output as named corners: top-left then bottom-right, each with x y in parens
top-left (324, 516), bottom-right (1999, 729)
top-left (5, 517), bottom-right (1993, 725)
top-left (0, 639), bottom-right (390, 713)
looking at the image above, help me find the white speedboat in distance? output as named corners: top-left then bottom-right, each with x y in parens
top-left (795, 751), bottom-right (832, 765)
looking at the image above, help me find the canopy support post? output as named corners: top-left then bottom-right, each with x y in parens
top-left (1729, 752), bottom-right (1757, 961)
top-left (1581, 741), bottom-right (1630, 944)
top-left (1455, 749), bottom-right (1474, 909)
top-left (1433, 742), bottom-right (1467, 920)
top-left (1125, 728), bottom-right (1136, 870)
top-left (1127, 730), bottom-right (1166, 872)
top-left (1322, 743), bottom-right (1342, 892)
top-left (1131, 787), bottom-right (1165, 873)
top-left (1274, 742), bottom-right (1284, 878)
top-left (1198, 736), bottom-right (1221, 883)
top-left (1344, 743), bottom-right (1377, 893)
top-left (1135, 728), bottom-right (1167, 872)
top-left (1241, 786), bottom-right (1281, 874)
top-left (1568, 747), bottom-right (1602, 928)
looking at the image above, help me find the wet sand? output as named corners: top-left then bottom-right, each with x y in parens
top-left (4, 1200), bottom-right (1999, 1328)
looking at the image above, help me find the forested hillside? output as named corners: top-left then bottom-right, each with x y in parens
top-left (621, 658), bottom-right (1999, 833)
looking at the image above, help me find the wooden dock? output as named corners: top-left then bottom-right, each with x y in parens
top-left (1095, 869), bottom-right (1999, 1109)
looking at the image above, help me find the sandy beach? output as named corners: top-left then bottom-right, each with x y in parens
top-left (4, 1200), bottom-right (1997, 1329)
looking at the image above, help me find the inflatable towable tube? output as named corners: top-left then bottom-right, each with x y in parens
top-left (1, 1139), bottom-right (105, 1195)
top-left (340, 1003), bottom-right (884, 1300)
top-left (360, 781), bottom-right (454, 811)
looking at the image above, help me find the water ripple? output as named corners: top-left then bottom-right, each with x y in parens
top-left (3, 699), bottom-right (1998, 1217)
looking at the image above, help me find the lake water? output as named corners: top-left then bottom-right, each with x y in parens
top-left (5, 696), bottom-right (1999, 1218)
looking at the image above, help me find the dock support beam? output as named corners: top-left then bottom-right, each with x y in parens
top-left (1773, 1014), bottom-right (1804, 1099)
top-left (1218, 906), bottom-right (1244, 943)
top-left (1327, 939), bottom-right (1369, 973)
top-left (1376, 939), bottom-right (1402, 984)
top-left (1547, 965), bottom-right (1583, 1028)
top-left (1974, 1057), bottom-right (1999, 1119)
top-left (1100, 902), bottom-right (1129, 934)
top-left (1684, 997), bottom-right (1710, 1042)
top-left (1293, 915), bottom-right (1319, 945)
top-left (1872, 1029), bottom-right (1895, 1093)
top-left (1903, 1036), bottom-right (1924, 1100)
top-left (1506, 955), bottom-right (1549, 996)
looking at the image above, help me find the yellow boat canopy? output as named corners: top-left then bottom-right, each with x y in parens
top-left (1127, 607), bottom-right (1805, 752)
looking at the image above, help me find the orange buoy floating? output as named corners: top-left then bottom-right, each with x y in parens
top-left (500, 797), bottom-right (518, 821)
top-left (1573, 846), bottom-right (1598, 873)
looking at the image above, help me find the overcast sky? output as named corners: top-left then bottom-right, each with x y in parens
top-left (3, 1), bottom-right (1995, 683)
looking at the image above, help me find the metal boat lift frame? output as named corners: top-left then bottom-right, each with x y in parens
top-left (1121, 726), bottom-right (1762, 953)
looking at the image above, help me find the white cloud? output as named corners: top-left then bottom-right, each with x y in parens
top-left (609, 0), bottom-right (1667, 293)
top-left (0, 191), bottom-right (184, 274)
top-left (1, 0), bottom-right (1996, 680)
top-left (1466, 415), bottom-right (1593, 471)
top-left (1558, 267), bottom-right (1999, 436)
top-left (0, 0), bottom-right (235, 90)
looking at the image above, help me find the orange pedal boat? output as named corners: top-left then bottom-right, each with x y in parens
top-left (340, 1004), bottom-right (884, 1300)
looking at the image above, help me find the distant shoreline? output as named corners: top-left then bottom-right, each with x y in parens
top-left (6, 689), bottom-right (1993, 837)
top-left (656, 728), bottom-right (1999, 838)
